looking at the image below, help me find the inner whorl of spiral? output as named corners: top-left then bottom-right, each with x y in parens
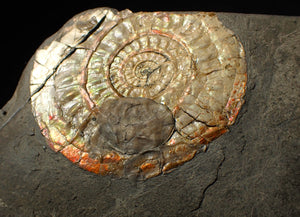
top-left (88, 97), bottom-right (175, 155)
top-left (87, 27), bottom-right (194, 109)
top-left (108, 34), bottom-right (191, 99)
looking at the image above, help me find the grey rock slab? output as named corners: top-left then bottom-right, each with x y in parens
top-left (0, 12), bottom-right (299, 217)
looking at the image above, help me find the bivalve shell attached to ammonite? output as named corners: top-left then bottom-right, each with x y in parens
top-left (30, 8), bottom-right (247, 179)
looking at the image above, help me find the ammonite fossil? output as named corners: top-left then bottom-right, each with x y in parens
top-left (30, 8), bottom-right (247, 179)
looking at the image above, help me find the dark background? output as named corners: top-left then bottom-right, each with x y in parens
top-left (1, 1), bottom-right (299, 108)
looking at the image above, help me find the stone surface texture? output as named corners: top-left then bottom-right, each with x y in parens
top-left (0, 12), bottom-right (299, 217)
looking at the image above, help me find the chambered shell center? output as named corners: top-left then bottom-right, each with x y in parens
top-left (91, 33), bottom-right (192, 100)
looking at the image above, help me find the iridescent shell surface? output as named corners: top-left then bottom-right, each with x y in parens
top-left (30, 8), bottom-right (247, 179)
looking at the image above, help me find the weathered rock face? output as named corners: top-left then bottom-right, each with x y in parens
top-left (0, 11), bottom-right (299, 217)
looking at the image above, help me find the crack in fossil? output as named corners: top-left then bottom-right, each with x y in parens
top-left (204, 68), bottom-right (223, 76)
top-left (77, 15), bottom-right (107, 45)
top-left (180, 108), bottom-right (217, 128)
top-left (192, 149), bottom-right (226, 212)
top-left (0, 16), bottom-right (106, 131)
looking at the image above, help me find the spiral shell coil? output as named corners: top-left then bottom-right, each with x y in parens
top-left (30, 8), bottom-right (247, 179)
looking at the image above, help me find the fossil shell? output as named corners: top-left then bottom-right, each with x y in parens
top-left (30, 8), bottom-right (247, 179)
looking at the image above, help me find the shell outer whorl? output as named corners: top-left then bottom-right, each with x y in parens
top-left (29, 8), bottom-right (247, 179)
